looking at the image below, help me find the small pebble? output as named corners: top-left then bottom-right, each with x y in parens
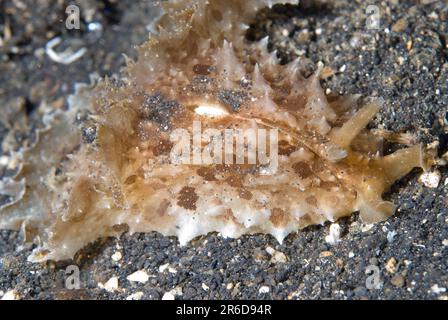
top-left (397, 56), bottom-right (405, 65)
top-left (391, 18), bottom-right (408, 33)
top-left (385, 257), bottom-right (397, 274)
top-left (1, 290), bottom-right (18, 300)
top-left (111, 251), bottom-right (122, 262)
top-left (361, 224), bottom-right (374, 232)
top-left (431, 284), bottom-right (446, 294)
top-left (100, 276), bottom-right (119, 293)
top-left (391, 274), bottom-right (405, 288)
top-left (126, 292), bottom-right (144, 300)
top-left (259, 286), bottom-right (270, 294)
top-left (319, 251), bottom-right (333, 258)
top-left (428, 11), bottom-right (439, 20)
top-left (266, 246), bottom-right (288, 263)
top-left (0, 156), bottom-right (9, 166)
top-left (162, 292), bottom-right (176, 300)
top-left (158, 263), bottom-right (169, 272)
top-left (419, 170), bottom-right (441, 188)
top-left (325, 223), bottom-right (341, 245)
top-left (127, 270), bottom-right (149, 284)
top-left (387, 230), bottom-right (397, 243)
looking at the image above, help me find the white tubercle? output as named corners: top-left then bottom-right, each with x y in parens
top-left (252, 64), bottom-right (272, 95)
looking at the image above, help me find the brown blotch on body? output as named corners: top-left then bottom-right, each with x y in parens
top-left (225, 175), bottom-right (243, 188)
top-left (177, 186), bottom-right (199, 210)
top-left (320, 181), bottom-right (339, 191)
top-left (305, 196), bottom-right (318, 206)
top-left (270, 208), bottom-right (290, 228)
top-left (193, 64), bottom-right (213, 75)
top-left (112, 224), bottom-right (130, 233)
top-left (239, 188), bottom-right (253, 200)
top-left (298, 211), bottom-right (325, 228)
top-left (197, 167), bottom-right (217, 181)
top-left (292, 161), bottom-right (313, 179)
top-left (298, 213), bottom-right (313, 228)
top-left (124, 175), bottom-right (137, 185)
top-left (278, 140), bottom-right (297, 156)
top-left (153, 139), bottom-right (173, 156)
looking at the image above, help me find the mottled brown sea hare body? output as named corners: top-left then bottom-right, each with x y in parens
top-left (0, 0), bottom-right (431, 261)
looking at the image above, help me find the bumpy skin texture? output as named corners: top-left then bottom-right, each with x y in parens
top-left (0, 0), bottom-right (431, 262)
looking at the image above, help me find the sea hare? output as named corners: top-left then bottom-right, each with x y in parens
top-left (0, 0), bottom-right (433, 262)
